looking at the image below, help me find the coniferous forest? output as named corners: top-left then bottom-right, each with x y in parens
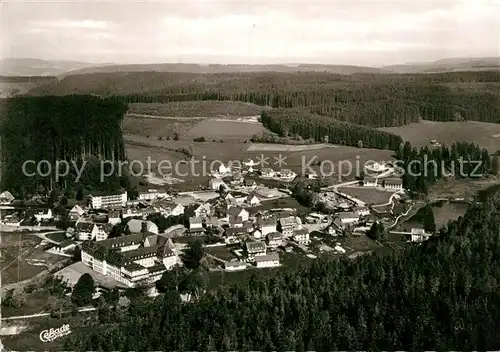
top-left (29, 70), bottom-right (500, 127)
top-left (0, 95), bottom-right (127, 196)
top-left (65, 191), bottom-right (500, 351)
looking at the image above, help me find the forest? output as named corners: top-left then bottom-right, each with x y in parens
top-left (0, 95), bottom-right (128, 197)
top-left (65, 189), bottom-right (500, 351)
top-left (28, 70), bottom-right (500, 127)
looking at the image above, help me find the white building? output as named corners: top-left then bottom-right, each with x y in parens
top-left (293, 229), bottom-right (310, 245)
top-left (160, 202), bottom-right (184, 217)
top-left (245, 194), bottom-right (260, 207)
top-left (108, 210), bottom-right (122, 226)
top-left (255, 253), bottom-right (280, 268)
top-left (383, 178), bottom-right (403, 190)
top-left (338, 212), bottom-right (360, 225)
top-left (278, 216), bottom-right (297, 237)
top-left (225, 261), bottom-right (247, 271)
top-left (69, 205), bottom-right (85, 221)
top-left (257, 217), bottom-right (277, 236)
top-left (227, 207), bottom-right (249, 222)
top-left (244, 241), bottom-right (267, 261)
top-left (189, 217), bottom-right (203, 230)
top-left (266, 232), bottom-right (283, 248)
top-left (75, 221), bottom-right (98, 241)
top-left (95, 224), bottom-right (111, 242)
top-left (0, 191), bottom-right (15, 204)
top-left (363, 177), bottom-right (378, 187)
top-left (81, 234), bottom-right (178, 287)
top-left (410, 228), bottom-right (432, 242)
top-left (194, 203), bottom-right (211, 218)
top-left (90, 191), bottom-right (127, 209)
top-left (35, 208), bottom-right (53, 222)
top-left (138, 189), bottom-right (167, 201)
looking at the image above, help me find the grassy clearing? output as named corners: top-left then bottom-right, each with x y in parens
top-left (338, 186), bottom-right (394, 205)
top-left (122, 115), bottom-right (200, 139)
top-left (247, 143), bottom-right (337, 152)
top-left (380, 120), bottom-right (500, 152)
top-left (185, 120), bottom-right (265, 140)
top-left (429, 176), bottom-right (499, 200)
top-left (46, 232), bottom-right (67, 243)
top-left (128, 101), bottom-right (267, 117)
top-left (205, 246), bottom-right (237, 261)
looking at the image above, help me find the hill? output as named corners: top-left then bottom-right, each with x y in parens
top-left (0, 58), bottom-right (113, 76)
top-left (61, 63), bottom-right (387, 76)
top-left (383, 57), bottom-right (500, 73)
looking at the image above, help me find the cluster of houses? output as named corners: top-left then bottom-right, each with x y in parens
top-left (363, 177), bottom-right (403, 190)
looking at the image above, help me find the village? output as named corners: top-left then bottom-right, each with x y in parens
top-left (0, 159), bottom-right (434, 295)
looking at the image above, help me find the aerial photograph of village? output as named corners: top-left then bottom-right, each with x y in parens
top-left (1, 0), bottom-right (500, 350)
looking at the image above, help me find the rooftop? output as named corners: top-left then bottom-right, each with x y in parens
top-left (338, 212), bottom-right (359, 219)
top-left (255, 253), bottom-right (279, 262)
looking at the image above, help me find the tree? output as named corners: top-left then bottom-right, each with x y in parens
top-left (367, 222), bottom-right (385, 241)
top-left (422, 204), bottom-right (436, 233)
top-left (179, 269), bottom-right (209, 300)
top-left (48, 296), bottom-right (72, 318)
top-left (181, 241), bottom-right (204, 270)
top-left (49, 190), bottom-right (59, 207)
top-left (72, 273), bottom-right (95, 306)
top-left (156, 265), bottom-right (188, 293)
top-left (491, 156), bottom-right (499, 175)
top-left (60, 196), bottom-right (68, 205)
top-left (173, 132), bottom-right (179, 141)
top-left (75, 188), bottom-right (84, 201)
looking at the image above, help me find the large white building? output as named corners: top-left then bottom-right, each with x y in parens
top-left (255, 253), bottom-right (280, 268)
top-left (81, 233), bottom-right (179, 287)
top-left (138, 189), bottom-right (167, 201)
top-left (90, 191), bottom-right (127, 209)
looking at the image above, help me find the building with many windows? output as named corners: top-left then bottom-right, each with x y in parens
top-left (90, 191), bottom-right (127, 209)
top-left (81, 233), bottom-right (179, 287)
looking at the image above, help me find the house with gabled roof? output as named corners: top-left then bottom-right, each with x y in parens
top-left (266, 232), bottom-right (283, 248)
top-left (245, 194), bottom-right (260, 207)
top-left (243, 241), bottom-right (266, 261)
top-left (227, 207), bottom-right (249, 222)
top-left (75, 221), bottom-right (98, 241)
top-left (256, 216), bottom-right (277, 236)
top-left (69, 205), bottom-right (85, 221)
top-left (194, 203), bottom-right (211, 218)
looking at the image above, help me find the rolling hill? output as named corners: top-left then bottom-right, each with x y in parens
top-left (0, 58), bottom-right (113, 76)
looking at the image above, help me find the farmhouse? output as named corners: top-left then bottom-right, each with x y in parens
top-left (255, 253), bottom-right (280, 268)
top-left (257, 217), bottom-right (277, 236)
top-left (69, 205), bottom-right (85, 221)
top-left (244, 179), bottom-right (257, 189)
top-left (90, 191), bottom-right (127, 209)
top-left (108, 210), bottom-right (122, 226)
top-left (383, 178), bottom-right (403, 190)
top-left (266, 232), bottom-right (283, 248)
top-left (338, 212), bottom-right (360, 225)
top-left (35, 209), bottom-right (53, 222)
top-left (194, 203), bottom-right (211, 218)
top-left (75, 221), bottom-right (98, 241)
top-left (363, 177), bottom-right (377, 187)
top-left (245, 194), bottom-right (260, 206)
top-left (0, 191), bottom-right (15, 204)
top-left (81, 234), bottom-right (178, 287)
top-left (244, 241), bottom-right (267, 260)
top-left (189, 217), bottom-right (204, 230)
top-left (227, 207), bottom-right (249, 222)
top-left (293, 229), bottom-right (310, 245)
top-left (225, 261), bottom-right (247, 271)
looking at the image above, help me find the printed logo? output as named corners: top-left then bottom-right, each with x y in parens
top-left (39, 324), bottom-right (72, 343)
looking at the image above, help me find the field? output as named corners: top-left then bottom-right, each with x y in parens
top-left (205, 246), bottom-right (237, 261)
top-left (46, 232), bottom-right (67, 243)
top-left (338, 186), bottom-right (394, 206)
top-left (122, 115), bottom-right (201, 139)
top-left (0, 232), bottom-right (64, 285)
top-left (128, 101), bottom-right (267, 117)
top-left (185, 120), bottom-right (265, 140)
top-left (380, 120), bottom-right (500, 152)
top-left (247, 143), bottom-right (337, 152)
top-left (429, 176), bottom-right (499, 200)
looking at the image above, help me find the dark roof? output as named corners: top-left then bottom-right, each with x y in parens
top-left (148, 264), bottom-right (167, 273)
top-left (229, 215), bottom-right (243, 224)
top-left (245, 241), bottom-right (266, 252)
top-left (267, 232), bottom-right (282, 240)
top-left (225, 227), bottom-right (247, 236)
top-left (245, 179), bottom-right (256, 186)
top-left (189, 227), bottom-right (205, 233)
top-left (121, 246), bottom-right (158, 261)
top-left (255, 253), bottom-right (279, 262)
top-left (58, 239), bottom-right (77, 248)
top-left (76, 221), bottom-right (95, 232)
top-left (293, 229), bottom-right (309, 236)
top-left (228, 207), bottom-right (247, 217)
top-left (257, 217), bottom-right (277, 227)
top-left (384, 178), bottom-right (403, 185)
top-left (98, 233), bottom-right (145, 249)
top-left (124, 262), bottom-right (146, 272)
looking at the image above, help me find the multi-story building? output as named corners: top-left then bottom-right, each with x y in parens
top-left (293, 229), bottom-right (310, 245)
top-left (278, 216), bottom-right (297, 237)
top-left (81, 233), bottom-right (179, 287)
top-left (255, 253), bottom-right (280, 268)
top-left (266, 232), bottom-right (283, 248)
top-left (257, 216), bottom-right (277, 236)
top-left (90, 191), bottom-right (127, 209)
top-left (138, 189), bottom-right (167, 201)
top-left (68, 205), bottom-right (85, 221)
top-left (382, 178), bottom-right (403, 190)
top-left (75, 221), bottom-right (98, 241)
top-left (243, 241), bottom-right (267, 261)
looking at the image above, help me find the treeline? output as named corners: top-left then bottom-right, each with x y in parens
top-left (29, 70), bottom-right (500, 127)
top-left (260, 108), bottom-right (404, 150)
top-left (66, 191), bottom-right (500, 350)
top-left (0, 95), bottom-right (128, 197)
top-left (396, 141), bottom-right (496, 194)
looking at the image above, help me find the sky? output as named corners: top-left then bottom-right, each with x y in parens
top-left (1, 0), bottom-right (499, 66)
